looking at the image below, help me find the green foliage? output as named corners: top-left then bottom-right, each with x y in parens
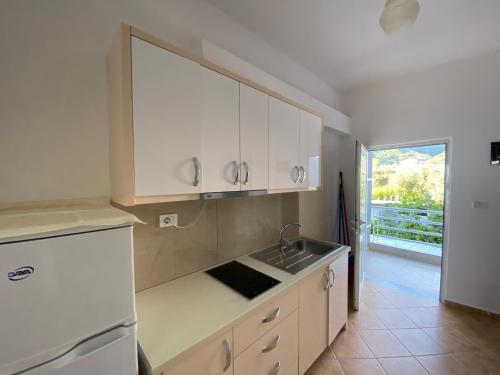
top-left (371, 147), bottom-right (445, 245)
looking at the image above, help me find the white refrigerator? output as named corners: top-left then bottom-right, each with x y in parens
top-left (0, 209), bottom-right (138, 375)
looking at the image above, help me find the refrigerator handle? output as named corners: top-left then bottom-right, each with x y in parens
top-left (28, 324), bottom-right (136, 372)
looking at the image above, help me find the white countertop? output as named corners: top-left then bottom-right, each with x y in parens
top-left (135, 244), bottom-right (350, 373)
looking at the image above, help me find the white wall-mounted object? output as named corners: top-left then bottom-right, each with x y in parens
top-left (131, 37), bottom-right (203, 197)
top-left (109, 24), bottom-right (324, 205)
top-left (299, 110), bottom-right (322, 189)
top-left (200, 68), bottom-right (240, 192)
top-left (269, 97), bottom-right (300, 189)
top-left (239, 84), bottom-right (269, 191)
top-left (0, 207), bottom-right (138, 374)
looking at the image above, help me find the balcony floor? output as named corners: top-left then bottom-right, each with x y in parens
top-left (366, 250), bottom-right (441, 300)
top-left (370, 234), bottom-right (442, 257)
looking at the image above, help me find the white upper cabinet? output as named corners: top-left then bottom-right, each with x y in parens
top-left (299, 110), bottom-right (322, 189)
top-left (200, 68), bottom-right (240, 193)
top-left (269, 97), bottom-right (300, 189)
top-left (131, 37), bottom-right (202, 197)
top-left (110, 27), bottom-right (323, 204)
top-left (239, 84), bottom-right (269, 191)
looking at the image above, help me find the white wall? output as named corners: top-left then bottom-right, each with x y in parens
top-left (0, 0), bottom-right (342, 203)
top-left (341, 50), bottom-right (500, 313)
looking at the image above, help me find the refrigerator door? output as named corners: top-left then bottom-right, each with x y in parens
top-left (0, 226), bottom-right (136, 374)
top-left (23, 324), bottom-right (137, 375)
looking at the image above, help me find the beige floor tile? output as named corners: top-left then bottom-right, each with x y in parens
top-left (447, 320), bottom-right (500, 349)
top-left (331, 326), bottom-right (374, 359)
top-left (378, 357), bottom-right (429, 375)
top-left (316, 347), bottom-right (336, 361)
top-left (452, 350), bottom-right (500, 375)
top-left (392, 328), bottom-right (447, 356)
top-left (400, 307), bottom-right (446, 328)
top-left (305, 359), bottom-right (344, 375)
top-left (371, 308), bottom-right (418, 329)
top-left (358, 329), bottom-right (411, 358)
top-left (423, 326), bottom-right (478, 353)
top-left (383, 292), bottom-right (439, 308)
top-left (416, 354), bottom-right (470, 375)
top-left (339, 359), bottom-right (386, 375)
top-left (360, 292), bottom-right (395, 308)
top-left (349, 309), bottom-right (386, 330)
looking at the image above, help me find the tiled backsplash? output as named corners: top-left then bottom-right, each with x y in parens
top-left (120, 193), bottom-right (298, 292)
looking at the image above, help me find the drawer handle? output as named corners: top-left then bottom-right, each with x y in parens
top-left (262, 335), bottom-right (281, 353)
top-left (262, 307), bottom-right (280, 323)
top-left (223, 338), bottom-right (231, 372)
top-left (330, 269), bottom-right (335, 285)
top-left (269, 361), bottom-right (281, 375)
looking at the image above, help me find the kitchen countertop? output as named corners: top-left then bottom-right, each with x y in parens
top-left (135, 242), bottom-right (350, 373)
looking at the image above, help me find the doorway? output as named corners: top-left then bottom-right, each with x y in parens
top-left (353, 139), bottom-right (450, 309)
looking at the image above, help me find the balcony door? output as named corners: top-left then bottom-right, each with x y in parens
top-left (353, 141), bottom-right (369, 311)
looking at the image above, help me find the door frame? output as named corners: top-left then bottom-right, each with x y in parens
top-left (366, 137), bottom-right (452, 303)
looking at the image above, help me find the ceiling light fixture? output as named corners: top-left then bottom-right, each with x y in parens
top-left (380, 0), bottom-right (420, 35)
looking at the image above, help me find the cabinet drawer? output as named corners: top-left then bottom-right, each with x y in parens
top-left (233, 287), bottom-right (298, 355)
top-left (234, 310), bottom-right (298, 375)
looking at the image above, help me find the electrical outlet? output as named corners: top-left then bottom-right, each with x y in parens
top-left (159, 214), bottom-right (178, 227)
top-left (472, 201), bottom-right (488, 209)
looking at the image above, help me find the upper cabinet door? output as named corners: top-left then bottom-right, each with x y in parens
top-left (239, 84), bottom-right (269, 191)
top-left (131, 37), bottom-right (202, 196)
top-left (201, 67), bottom-right (240, 193)
top-left (299, 110), bottom-right (322, 188)
top-left (269, 97), bottom-right (300, 189)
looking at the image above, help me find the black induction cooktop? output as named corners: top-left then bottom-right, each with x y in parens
top-left (206, 261), bottom-right (281, 299)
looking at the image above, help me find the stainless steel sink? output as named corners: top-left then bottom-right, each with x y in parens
top-left (250, 238), bottom-right (344, 275)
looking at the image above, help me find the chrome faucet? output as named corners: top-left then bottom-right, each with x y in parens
top-left (279, 223), bottom-right (302, 255)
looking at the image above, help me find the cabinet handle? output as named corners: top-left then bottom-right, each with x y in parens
top-left (262, 307), bottom-right (280, 323)
top-left (262, 335), bottom-right (280, 353)
top-left (299, 166), bottom-right (306, 183)
top-left (330, 269), bottom-right (335, 286)
top-left (292, 166), bottom-right (300, 183)
top-left (232, 161), bottom-right (240, 185)
top-left (242, 161), bottom-right (249, 185)
top-left (269, 361), bottom-right (281, 375)
top-left (193, 157), bottom-right (201, 187)
top-left (223, 338), bottom-right (231, 372)
top-left (323, 271), bottom-right (330, 290)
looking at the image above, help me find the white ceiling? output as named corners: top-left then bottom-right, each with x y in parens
top-left (206, 0), bottom-right (500, 91)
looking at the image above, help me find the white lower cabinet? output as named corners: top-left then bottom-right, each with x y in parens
top-left (298, 267), bottom-right (329, 374)
top-left (328, 252), bottom-right (349, 344)
top-left (163, 329), bottom-right (233, 375)
top-left (234, 310), bottom-right (299, 375)
top-left (161, 254), bottom-right (347, 375)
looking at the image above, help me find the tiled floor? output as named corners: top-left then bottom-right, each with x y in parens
top-left (366, 250), bottom-right (441, 300)
top-left (306, 279), bottom-right (500, 375)
top-left (370, 235), bottom-right (442, 257)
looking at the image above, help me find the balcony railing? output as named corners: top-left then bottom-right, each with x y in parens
top-left (370, 205), bottom-right (444, 248)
